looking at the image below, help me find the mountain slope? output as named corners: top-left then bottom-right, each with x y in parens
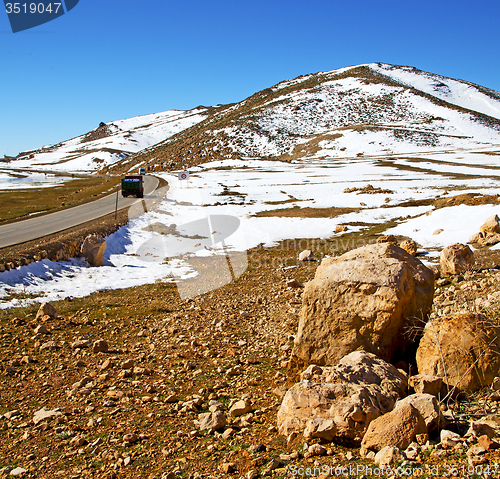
top-left (6, 63), bottom-right (500, 175)
top-left (126, 63), bottom-right (500, 171)
top-left (9, 107), bottom-right (210, 172)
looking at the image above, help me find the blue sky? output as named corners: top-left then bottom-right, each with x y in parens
top-left (1, 0), bottom-right (499, 157)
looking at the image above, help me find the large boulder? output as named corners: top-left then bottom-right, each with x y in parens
top-left (416, 313), bottom-right (500, 393)
top-left (277, 351), bottom-right (407, 443)
top-left (439, 243), bottom-right (474, 276)
top-left (289, 243), bottom-right (434, 375)
top-left (80, 234), bottom-right (107, 267)
top-left (480, 215), bottom-right (500, 235)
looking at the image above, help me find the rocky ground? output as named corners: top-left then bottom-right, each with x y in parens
top-left (3, 237), bottom-right (500, 478)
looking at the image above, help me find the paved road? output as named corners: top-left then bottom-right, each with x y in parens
top-left (0, 175), bottom-right (159, 248)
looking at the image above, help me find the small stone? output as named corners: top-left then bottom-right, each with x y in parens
top-left (265, 459), bottom-right (281, 471)
top-left (440, 429), bottom-right (462, 449)
top-left (100, 358), bottom-right (113, 371)
top-left (71, 339), bottom-right (90, 349)
top-left (286, 279), bottom-right (302, 288)
top-left (467, 444), bottom-right (487, 456)
top-left (478, 434), bottom-right (500, 450)
top-left (70, 435), bottom-right (88, 447)
top-left (121, 359), bottom-right (135, 369)
top-left (34, 325), bottom-right (49, 334)
top-left (221, 463), bottom-right (235, 474)
top-left (221, 428), bottom-right (234, 440)
top-left (307, 444), bottom-right (327, 457)
top-left (377, 234), bottom-right (397, 244)
top-left (40, 341), bottom-right (60, 351)
top-left (374, 446), bottom-right (403, 466)
top-left (33, 407), bottom-right (61, 425)
top-left (4, 410), bottom-right (20, 420)
top-left (400, 239), bottom-right (418, 256)
top-left (409, 374), bottom-right (443, 396)
top-left (230, 399), bottom-right (252, 417)
top-left (9, 467), bottom-right (27, 477)
top-left (249, 444), bottom-right (266, 454)
top-left (198, 411), bottom-right (227, 432)
top-left (123, 433), bottom-right (139, 444)
top-left (36, 302), bottom-right (57, 319)
top-left (468, 456), bottom-right (488, 466)
top-left (298, 250), bottom-right (314, 261)
top-left (93, 339), bottom-right (109, 353)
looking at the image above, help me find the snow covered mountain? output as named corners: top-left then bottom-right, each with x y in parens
top-left (6, 63), bottom-right (500, 173)
top-left (8, 108), bottom-right (209, 172)
top-left (131, 63), bottom-right (500, 170)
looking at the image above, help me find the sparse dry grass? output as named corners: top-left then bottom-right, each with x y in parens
top-left (0, 176), bottom-right (120, 224)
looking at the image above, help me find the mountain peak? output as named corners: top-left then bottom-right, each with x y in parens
top-left (8, 64), bottom-right (500, 173)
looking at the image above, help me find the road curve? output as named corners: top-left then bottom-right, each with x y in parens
top-left (0, 175), bottom-right (159, 248)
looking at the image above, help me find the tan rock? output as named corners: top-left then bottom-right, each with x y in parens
top-left (71, 339), bottom-right (90, 349)
top-left (480, 214), bottom-right (500, 234)
top-left (303, 418), bottom-right (337, 442)
top-left (400, 239), bottom-right (417, 256)
top-left (374, 446), bottom-right (404, 465)
top-left (361, 403), bottom-right (427, 452)
top-left (416, 313), bottom-right (500, 393)
top-left (466, 422), bottom-right (497, 439)
top-left (34, 325), bottom-right (49, 335)
top-left (230, 400), bottom-right (252, 417)
top-left (409, 374), bottom-right (443, 397)
top-left (121, 359), bottom-right (135, 369)
top-left (478, 435), bottom-right (500, 450)
top-left (335, 225), bottom-right (348, 233)
top-left (35, 302), bottom-right (57, 320)
top-left (92, 339), bottom-right (109, 353)
top-left (377, 235), bottom-right (397, 244)
top-left (198, 411), bottom-right (227, 432)
top-left (482, 233), bottom-right (500, 246)
top-left (33, 407), bottom-right (62, 425)
top-left (289, 243), bottom-right (434, 375)
top-left (394, 393), bottom-right (445, 432)
top-left (298, 250), bottom-right (314, 261)
top-left (440, 243), bottom-right (474, 275)
top-left (440, 429), bottom-right (462, 448)
top-left (81, 234), bottom-right (107, 267)
top-left (278, 351), bottom-right (407, 443)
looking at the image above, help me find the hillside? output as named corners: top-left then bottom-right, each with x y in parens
top-left (4, 63), bottom-right (500, 176)
top-left (7, 108), bottom-right (210, 172)
top-left (124, 63), bottom-right (500, 173)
